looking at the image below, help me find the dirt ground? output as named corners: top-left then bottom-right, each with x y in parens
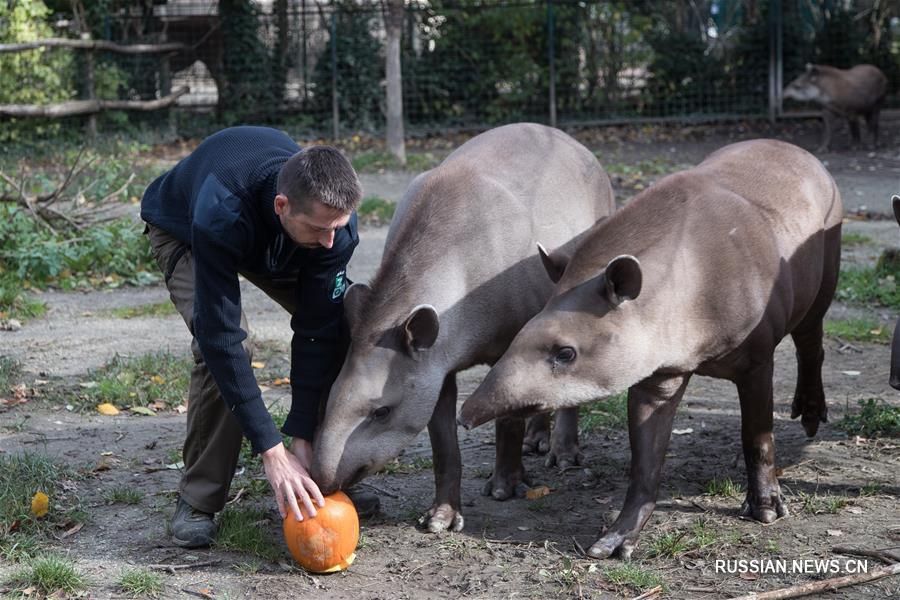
top-left (2, 120), bottom-right (899, 599)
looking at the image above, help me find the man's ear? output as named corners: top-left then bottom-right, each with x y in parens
top-left (274, 193), bottom-right (290, 216)
top-left (343, 283), bottom-right (371, 332)
top-left (537, 242), bottom-right (570, 284)
top-left (599, 255), bottom-right (642, 305)
top-left (402, 304), bottom-right (439, 353)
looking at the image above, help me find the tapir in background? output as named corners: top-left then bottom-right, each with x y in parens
top-left (783, 63), bottom-right (888, 151)
top-left (311, 123), bottom-right (615, 532)
top-left (890, 196), bottom-right (900, 390)
top-left (459, 139), bottom-right (842, 558)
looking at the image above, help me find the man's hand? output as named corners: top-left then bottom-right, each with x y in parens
top-left (261, 442), bottom-right (325, 522)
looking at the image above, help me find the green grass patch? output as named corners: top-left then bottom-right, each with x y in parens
top-left (351, 150), bottom-right (439, 173)
top-left (602, 158), bottom-right (681, 176)
top-left (5, 554), bottom-right (89, 596)
top-left (117, 567), bottom-right (164, 597)
top-left (840, 398), bottom-right (900, 438)
top-left (0, 452), bottom-right (84, 561)
top-left (579, 392), bottom-right (628, 432)
top-left (704, 476), bottom-right (743, 498)
top-left (0, 276), bottom-right (47, 322)
top-left (841, 232), bottom-right (872, 246)
top-left (378, 456), bottom-right (433, 475)
top-left (106, 301), bottom-right (177, 320)
top-left (1, 355), bottom-right (20, 390)
top-left (646, 530), bottom-right (691, 558)
top-left (602, 563), bottom-right (666, 593)
top-left (824, 318), bottom-right (891, 344)
top-left (357, 196), bottom-right (396, 227)
top-left (104, 486), bottom-right (143, 505)
top-left (858, 482), bottom-right (882, 497)
top-left (70, 352), bottom-right (191, 412)
top-left (836, 264), bottom-right (900, 310)
top-left (216, 506), bottom-right (282, 562)
top-left (796, 491), bottom-right (850, 515)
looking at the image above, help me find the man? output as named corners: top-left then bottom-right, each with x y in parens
top-left (141, 126), bottom-right (377, 548)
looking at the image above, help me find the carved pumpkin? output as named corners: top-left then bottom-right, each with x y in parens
top-left (283, 491), bottom-right (359, 573)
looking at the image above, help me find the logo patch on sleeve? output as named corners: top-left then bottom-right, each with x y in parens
top-left (330, 269), bottom-right (347, 302)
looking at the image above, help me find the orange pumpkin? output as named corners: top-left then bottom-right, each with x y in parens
top-left (283, 491), bottom-right (359, 573)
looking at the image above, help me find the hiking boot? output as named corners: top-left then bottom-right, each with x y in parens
top-left (345, 487), bottom-right (381, 519)
top-left (171, 497), bottom-right (217, 548)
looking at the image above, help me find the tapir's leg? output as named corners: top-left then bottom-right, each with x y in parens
top-left (522, 412), bottom-right (551, 455)
top-left (545, 408), bottom-right (584, 470)
top-left (865, 110), bottom-right (880, 149)
top-left (483, 416), bottom-right (531, 501)
top-left (890, 318), bottom-right (900, 390)
top-left (790, 321), bottom-right (827, 437)
top-left (848, 117), bottom-right (861, 146)
top-left (738, 359), bottom-right (789, 524)
top-left (817, 110), bottom-right (835, 152)
top-left (587, 374), bottom-right (689, 560)
top-left (420, 373), bottom-right (464, 533)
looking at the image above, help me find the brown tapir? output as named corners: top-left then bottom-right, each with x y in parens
top-left (311, 123), bottom-right (615, 532)
top-left (783, 63), bottom-right (888, 151)
top-left (890, 195), bottom-right (900, 390)
top-left (459, 139), bottom-right (843, 558)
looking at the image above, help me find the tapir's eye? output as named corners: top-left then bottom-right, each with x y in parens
top-left (373, 406), bottom-right (391, 419)
top-left (553, 346), bottom-right (577, 364)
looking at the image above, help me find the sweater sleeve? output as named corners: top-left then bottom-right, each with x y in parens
top-left (281, 214), bottom-right (359, 441)
top-left (190, 186), bottom-right (283, 455)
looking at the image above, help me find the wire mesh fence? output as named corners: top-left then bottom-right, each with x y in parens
top-left (2, 0), bottom-right (898, 141)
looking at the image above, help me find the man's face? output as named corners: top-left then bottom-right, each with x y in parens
top-left (274, 194), bottom-right (351, 249)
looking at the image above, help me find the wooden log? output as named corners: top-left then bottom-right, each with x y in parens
top-left (0, 38), bottom-right (186, 54)
top-left (0, 87), bottom-right (189, 118)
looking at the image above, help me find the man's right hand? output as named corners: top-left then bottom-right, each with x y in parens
top-left (261, 442), bottom-right (326, 522)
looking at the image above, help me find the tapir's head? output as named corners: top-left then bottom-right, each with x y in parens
top-left (459, 246), bottom-right (655, 429)
top-left (783, 64), bottom-right (826, 103)
top-left (312, 282), bottom-right (447, 493)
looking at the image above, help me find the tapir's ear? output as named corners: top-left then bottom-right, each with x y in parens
top-left (402, 304), bottom-right (439, 352)
top-left (343, 283), bottom-right (371, 332)
top-left (537, 242), bottom-right (570, 284)
top-left (892, 195), bottom-right (900, 227)
top-left (600, 255), bottom-right (642, 305)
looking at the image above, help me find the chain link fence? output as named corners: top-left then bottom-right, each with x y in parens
top-left (3, 0), bottom-right (898, 140)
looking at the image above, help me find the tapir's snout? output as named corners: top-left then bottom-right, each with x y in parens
top-left (457, 390), bottom-right (495, 430)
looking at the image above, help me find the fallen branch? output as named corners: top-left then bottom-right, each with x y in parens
top-left (832, 545), bottom-right (900, 565)
top-left (0, 86), bottom-right (188, 118)
top-left (357, 481), bottom-right (400, 499)
top-left (148, 560), bottom-right (220, 575)
top-left (728, 562), bottom-right (900, 600)
top-left (0, 38), bottom-right (186, 54)
top-left (630, 585), bottom-right (663, 600)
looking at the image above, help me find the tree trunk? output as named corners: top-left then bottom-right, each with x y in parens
top-left (385, 0), bottom-right (406, 166)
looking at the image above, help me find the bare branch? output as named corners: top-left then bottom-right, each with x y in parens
top-left (0, 38), bottom-right (187, 55)
top-left (0, 87), bottom-right (189, 118)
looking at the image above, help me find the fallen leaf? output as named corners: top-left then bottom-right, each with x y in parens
top-left (672, 428), bottom-right (693, 435)
top-left (130, 406), bottom-right (156, 416)
top-left (79, 381), bottom-right (98, 389)
top-left (739, 572), bottom-right (758, 581)
top-left (150, 375), bottom-right (166, 385)
top-left (827, 529), bottom-right (844, 537)
top-left (175, 404), bottom-right (187, 414)
top-left (149, 400), bottom-right (166, 411)
top-left (251, 362), bottom-right (265, 369)
top-left (273, 377), bottom-right (290, 386)
top-left (100, 451), bottom-right (114, 457)
top-left (525, 485), bottom-right (551, 500)
top-left (847, 506), bottom-right (863, 515)
top-left (60, 522), bottom-right (84, 539)
top-left (166, 461), bottom-right (185, 470)
top-left (96, 403), bottom-right (120, 416)
top-left (31, 491), bottom-right (49, 517)
top-left (593, 496), bottom-right (612, 505)
top-left (517, 526), bottom-right (530, 531)
top-left (841, 370), bottom-right (861, 377)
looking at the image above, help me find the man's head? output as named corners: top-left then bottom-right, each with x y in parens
top-left (275, 146), bottom-right (362, 249)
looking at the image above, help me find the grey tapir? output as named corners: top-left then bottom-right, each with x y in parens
top-left (783, 63), bottom-right (888, 151)
top-left (311, 123), bottom-right (615, 532)
top-left (459, 139), bottom-right (843, 558)
top-left (890, 196), bottom-right (900, 390)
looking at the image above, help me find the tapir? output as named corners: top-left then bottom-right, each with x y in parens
top-left (459, 139), bottom-right (842, 558)
top-left (890, 195), bottom-right (900, 390)
top-left (311, 123), bottom-right (615, 532)
top-left (783, 63), bottom-right (888, 151)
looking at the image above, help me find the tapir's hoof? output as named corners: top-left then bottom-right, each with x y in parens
top-left (544, 449), bottom-right (584, 471)
top-left (522, 433), bottom-right (550, 455)
top-left (791, 395), bottom-right (827, 438)
top-left (740, 493), bottom-right (789, 524)
top-left (587, 532), bottom-right (636, 560)
top-left (418, 503), bottom-right (464, 533)
top-left (481, 470), bottom-right (532, 501)
top-left (800, 412), bottom-right (827, 438)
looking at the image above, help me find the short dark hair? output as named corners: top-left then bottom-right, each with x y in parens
top-left (277, 146), bottom-right (362, 213)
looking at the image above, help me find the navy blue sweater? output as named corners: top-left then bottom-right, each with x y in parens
top-left (141, 126), bottom-right (358, 454)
